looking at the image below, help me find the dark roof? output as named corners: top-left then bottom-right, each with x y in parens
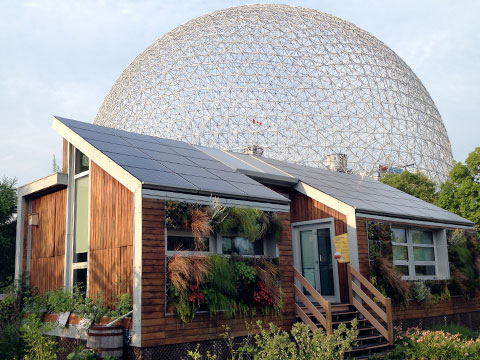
top-left (198, 147), bottom-right (474, 227)
top-left (55, 117), bottom-right (288, 204)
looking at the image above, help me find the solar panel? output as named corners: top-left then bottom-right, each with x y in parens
top-left (55, 117), bottom-right (288, 204)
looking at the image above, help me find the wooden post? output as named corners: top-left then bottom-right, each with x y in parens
top-left (325, 301), bottom-right (333, 335)
top-left (385, 297), bottom-right (394, 345)
top-left (347, 263), bottom-right (353, 305)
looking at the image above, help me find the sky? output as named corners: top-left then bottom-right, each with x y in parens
top-left (0, 0), bottom-right (478, 186)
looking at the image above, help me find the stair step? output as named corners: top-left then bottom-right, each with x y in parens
top-left (349, 351), bottom-right (390, 359)
top-left (356, 334), bottom-right (384, 342)
top-left (332, 318), bottom-right (367, 325)
top-left (346, 342), bottom-right (390, 353)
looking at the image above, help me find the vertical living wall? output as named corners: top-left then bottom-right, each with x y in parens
top-left (139, 197), bottom-right (295, 348)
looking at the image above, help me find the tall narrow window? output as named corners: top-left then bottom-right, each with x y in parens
top-left (72, 149), bottom-right (89, 293)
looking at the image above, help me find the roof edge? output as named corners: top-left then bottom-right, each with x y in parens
top-left (19, 172), bottom-right (68, 198)
top-left (52, 116), bottom-right (141, 193)
top-left (356, 211), bottom-right (474, 229)
top-left (142, 182), bottom-right (290, 206)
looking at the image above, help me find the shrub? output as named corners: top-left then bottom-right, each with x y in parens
top-left (191, 320), bottom-right (358, 360)
top-left (66, 348), bottom-right (96, 360)
top-left (429, 323), bottom-right (479, 340)
top-left (410, 280), bottom-right (432, 303)
top-left (389, 328), bottom-right (480, 359)
top-left (21, 314), bottom-right (57, 360)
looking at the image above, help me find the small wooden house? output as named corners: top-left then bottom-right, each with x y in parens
top-left (15, 117), bottom-right (477, 358)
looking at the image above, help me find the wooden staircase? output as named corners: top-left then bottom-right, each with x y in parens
top-left (294, 265), bottom-right (394, 359)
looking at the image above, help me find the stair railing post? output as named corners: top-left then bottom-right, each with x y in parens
top-left (386, 297), bottom-right (394, 345)
top-left (325, 301), bottom-right (333, 335)
top-left (347, 263), bottom-right (353, 305)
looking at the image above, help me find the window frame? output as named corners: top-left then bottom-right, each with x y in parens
top-left (218, 233), bottom-right (266, 257)
top-left (392, 227), bottom-right (437, 280)
top-left (165, 230), bottom-right (215, 256)
top-left (67, 147), bottom-right (91, 295)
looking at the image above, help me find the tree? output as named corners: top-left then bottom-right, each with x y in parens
top-left (436, 147), bottom-right (480, 235)
top-left (52, 154), bottom-right (61, 173)
top-left (380, 171), bottom-right (437, 204)
top-left (0, 177), bottom-right (17, 290)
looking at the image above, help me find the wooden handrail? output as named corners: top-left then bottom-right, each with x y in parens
top-left (349, 264), bottom-right (387, 305)
top-left (347, 264), bottom-right (394, 345)
top-left (294, 267), bottom-right (332, 335)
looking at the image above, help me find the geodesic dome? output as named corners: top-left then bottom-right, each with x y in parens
top-left (94, 4), bottom-right (453, 184)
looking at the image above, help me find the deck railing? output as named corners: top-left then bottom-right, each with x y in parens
top-left (293, 267), bottom-right (332, 335)
top-left (347, 263), bottom-right (394, 345)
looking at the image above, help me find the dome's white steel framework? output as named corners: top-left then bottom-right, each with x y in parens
top-left (95, 4), bottom-right (453, 184)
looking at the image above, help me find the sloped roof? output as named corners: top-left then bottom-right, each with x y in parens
top-left (54, 117), bottom-right (288, 204)
top-left (198, 147), bottom-right (473, 227)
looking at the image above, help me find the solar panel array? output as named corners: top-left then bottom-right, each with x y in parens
top-left (196, 147), bottom-right (471, 225)
top-left (255, 157), bottom-right (472, 225)
top-left (55, 117), bottom-right (288, 203)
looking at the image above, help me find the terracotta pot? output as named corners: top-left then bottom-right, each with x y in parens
top-left (43, 313), bottom-right (58, 323)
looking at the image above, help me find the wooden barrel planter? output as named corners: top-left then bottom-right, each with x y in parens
top-left (87, 325), bottom-right (123, 359)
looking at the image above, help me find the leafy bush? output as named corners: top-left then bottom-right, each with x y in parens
top-left (0, 321), bottom-right (24, 359)
top-left (45, 286), bottom-right (84, 313)
top-left (66, 348), bottom-right (96, 360)
top-left (21, 314), bottom-right (57, 360)
top-left (410, 280), bottom-right (432, 303)
top-left (189, 321), bottom-right (358, 360)
top-left (389, 328), bottom-right (480, 359)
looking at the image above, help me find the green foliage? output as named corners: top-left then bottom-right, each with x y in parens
top-left (380, 171), bottom-right (437, 204)
top-left (0, 176), bottom-right (17, 290)
top-left (410, 280), bottom-right (432, 303)
top-left (0, 294), bottom-right (24, 360)
top-left (187, 321), bottom-right (358, 360)
top-left (389, 327), bottom-right (480, 359)
top-left (169, 285), bottom-right (198, 324)
top-left (204, 255), bottom-right (237, 297)
top-left (233, 260), bottom-right (257, 283)
top-left (202, 255), bottom-right (237, 317)
top-left (448, 230), bottom-right (480, 298)
top-left (436, 147), bottom-right (480, 235)
top-left (76, 292), bottom-right (110, 324)
top-left (21, 314), bottom-right (57, 360)
top-left (45, 286), bottom-right (84, 313)
top-left (229, 207), bottom-right (263, 242)
top-left (66, 348), bottom-right (96, 360)
top-left (0, 321), bottom-right (24, 359)
top-left (0, 176), bottom-right (17, 225)
top-left (108, 292), bottom-right (133, 318)
top-left (429, 323), bottom-right (479, 340)
top-left (187, 344), bottom-right (217, 360)
top-left (168, 255), bottom-right (281, 323)
top-left (52, 154), bottom-right (61, 173)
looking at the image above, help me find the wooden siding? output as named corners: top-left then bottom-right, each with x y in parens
top-left (290, 190), bottom-right (349, 303)
top-left (140, 198), bottom-right (295, 348)
top-left (393, 296), bottom-right (480, 321)
top-left (29, 189), bottom-right (67, 293)
top-left (89, 162), bottom-right (133, 303)
top-left (62, 138), bottom-right (68, 173)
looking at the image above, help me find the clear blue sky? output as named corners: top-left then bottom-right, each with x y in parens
top-left (1, 0), bottom-right (478, 186)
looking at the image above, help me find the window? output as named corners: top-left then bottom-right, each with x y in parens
top-left (222, 236), bottom-right (264, 256)
top-left (392, 228), bottom-right (437, 279)
top-left (167, 235), bottom-right (210, 252)
top-left (166, 232), bottom-right (213, 254)
top-left (71, 149), bottom-right (89, 292)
